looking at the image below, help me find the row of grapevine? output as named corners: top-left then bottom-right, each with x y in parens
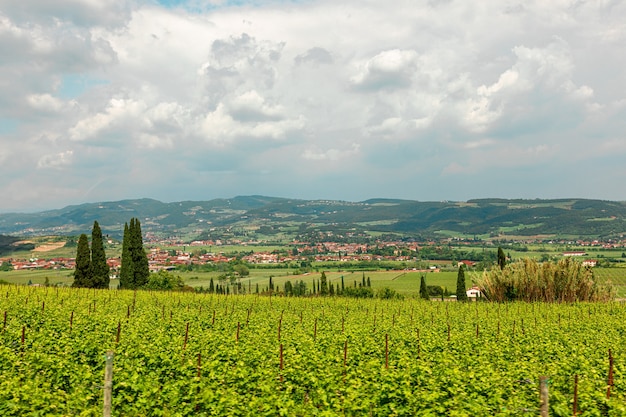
top-left (1, 285), bottom-right (625, 416)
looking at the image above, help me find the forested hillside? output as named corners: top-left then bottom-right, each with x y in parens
top-left (1, 197), bottom-right (625, 241)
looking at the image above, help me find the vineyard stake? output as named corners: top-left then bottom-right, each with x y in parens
top-left (103, 350), bottom-right (114, 417)
top-left (183, 322), bottom-right (190, 350)
top-left (196, 353), bottom-right (202, 378)
top-left (314, 318), bottom-right (317, 341)
top-left (279, 343), bottom-right (284, 383)
top-left (21, 326), bottom-right (25, 356)
top-left (607, 349), bottom-right (614, 399)
top-left (278, 318), bottom-right (282, 341)
top-left (116, 321), bottom-right (121, 344)
top-left (3, 310), bottom-right (6, 331)
top-left (212, 310), bottom-right (215, 326)
top-left (70, 311), bottom-right (74, 333)
top-left (385, 333), bottom-right (389, 369)
top-left (416, 328), bottom-right (420, 359)
top-left (447, 323), bottom-right (451, 342)
top-left (343, 340), bottom-right (348, 383)
top-left (41, 301), bottom-right (45, 314)
top-left (573, 374), bottom-right (578, 416)
top-left (539, 376), bottom-right (549, 417)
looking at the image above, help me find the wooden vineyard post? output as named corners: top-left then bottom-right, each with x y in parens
top-left (194, 353), bottom-right (202, 412)
top-left (183, 322), bottom-right (190, 351)
top-left (607, 349), bottom-right (614, 399)
top-left (70, 311), bottom-right (74, 333)
top-left (279, 343), bottom-right (284, 383)
top-left (343, 340), bottom-right (348, 382)
top-left (385, 333), bottom-right (389, 369)
top-left (21, 326), bottom-right (25, 356)
top-left (103, 350), bottom-right (114, 417)
top-left (115, 321), bottom-right (121, 344)
top-left (314, 318), bottom-right (317, 341)
top-left (573, 374), bottom-right (578, 416)
top-left (539, 376), bottom-right (549, 417)
top-left (3, 310), bottom-right (6, 331)
top-left (447, 323), bottom-right (451, 342)
top-left (416, 329), bottom-right (420, 359)
top-left (278, 318), bottom-right (282, 342)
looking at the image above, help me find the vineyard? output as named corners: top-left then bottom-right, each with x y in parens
top-left (1, 286), bottom-right (625, 416)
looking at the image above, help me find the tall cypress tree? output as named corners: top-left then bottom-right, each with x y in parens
top-left (130, 218), bottom-right (150, 288)
top-left (320, 271), bottom-right (328, 295)
top-left (497, 247), bottom-right (506, 270)
top-left (73, 234), bottom-right (91, 288)
top-left (90, 221), bottom-right (110, 289)
top-left (456, 265), bottom-right (468, 301)
top-left (119, 222), bottom-right (133, 289)
top-left (419, 275), bottom-right (429, 300)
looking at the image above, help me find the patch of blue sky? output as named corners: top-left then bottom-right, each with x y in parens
top-left (58, 74), bottom-right (109, 99)
top-left (156, 0), bottom-right (306, 11)
top-left (0, 118), bottom-right (18, 134)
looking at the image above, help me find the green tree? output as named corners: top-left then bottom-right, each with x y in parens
top-left (284, 280), bottom-right (293, 295)
top-left (456, 265), bottom-right (468, 301)
top-left (209, 277), bottom-right (215, 293)
top-left (320, 271), bottom-right (329, 295)
top-left (72, 234), bottom-right (91, 288)
top-left (497, 247), bottom-right (506, 270)
top-left (419, 275), bottom-right (429, 300)
top-left (119, 223), bottom-right (133, 289)
top-left (130, 218), bottom-right (150, 288)
top-left (90, 221), bottom-right (110, 289)
top-left (144, 270), bottom-right (184, 291)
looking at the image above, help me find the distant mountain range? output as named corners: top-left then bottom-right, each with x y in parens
top-left (1, 196), bottom-right (626, 241)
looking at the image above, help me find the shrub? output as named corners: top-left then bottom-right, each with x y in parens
top-left (475, 258), bottom-right (613, 302)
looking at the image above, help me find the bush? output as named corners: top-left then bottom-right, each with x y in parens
top-left (377, 287), bottom-right (403, 300)
top-left (475, 258), bottom-right (613, 302)
top-left (342, 286), bottom-right (374, 298)
top-left (143, 270), bottom-right (185, 291)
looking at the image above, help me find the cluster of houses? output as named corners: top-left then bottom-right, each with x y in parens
top-left (1, 238), bottom-right (610, 274)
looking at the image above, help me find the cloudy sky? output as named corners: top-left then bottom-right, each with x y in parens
top-left (1, 0), bottom-right (625, 212)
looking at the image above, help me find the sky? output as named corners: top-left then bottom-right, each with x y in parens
top-left (1, 0), bottom-right (626, 212)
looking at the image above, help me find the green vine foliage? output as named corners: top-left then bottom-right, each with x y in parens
top-left (0, 286), bottom-right (624, 415)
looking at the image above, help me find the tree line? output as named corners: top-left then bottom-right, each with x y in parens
top-left (72, 218), bottom-right (149, 289)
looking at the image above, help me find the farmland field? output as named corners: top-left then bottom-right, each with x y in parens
top-left (1, 286), bottom-right (624, 416)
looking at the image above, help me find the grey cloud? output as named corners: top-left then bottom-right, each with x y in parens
top-left (0, 0), bottom-right (132, 28)
top-left (294, 47), bottom-right (333, 66)
top-left (351, 49), bottom-right (418, 91)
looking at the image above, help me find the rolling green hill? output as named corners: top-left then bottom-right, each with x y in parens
top-left (0, 197), bottom-right (625, 241)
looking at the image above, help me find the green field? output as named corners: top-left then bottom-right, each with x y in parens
top-left (3, 265), bottom-right (625, 297)
top-left (0, 287), bottom-right (624, 415)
